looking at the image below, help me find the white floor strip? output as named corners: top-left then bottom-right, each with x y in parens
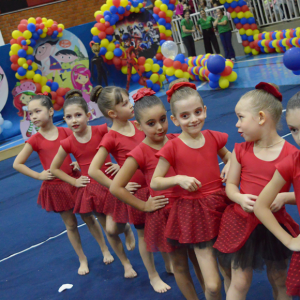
top-left (235, 54), bottom-right (283, 64)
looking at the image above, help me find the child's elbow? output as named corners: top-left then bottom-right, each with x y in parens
top-left (109, 183), bottom-right (117, 197)
top-left (150, 179), bottom-right (158, 191)
top-left (88, 168), bottom-right (95, 179)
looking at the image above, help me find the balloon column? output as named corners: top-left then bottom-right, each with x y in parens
top-left (187, 54), bottom-right (238, 89)
top-left (220, 0), bottom-right (259, 55)
top-left (254, 28), bottom-right (300, 54)
top-left (283, 47), bottom-right (300, 75)
top-left (9, 17), bottom-right (68, 110)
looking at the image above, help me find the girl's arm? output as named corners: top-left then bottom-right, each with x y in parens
top-left (150, 157), bottom-right (201, 191)
top-left (225, 150), bottom-right (257, 211)
top-left (13, 143), bottom-right (54, 180)
top-left (254, 171), bottom-right (300, 250)
top-left (182, 25), bottom-right (195, 33)
top-left (213, 19), bottom-right (219, 27)
top-left (50, 146), bottom-right (89, 187)
top-left (218, 146), bottom-right (231, 182)
top-left (270, 192), bottom-right (296, 212)
top-left (110, 157), bottom-right (169, 212)
top-left (218, 20), bottom-right (227, 25)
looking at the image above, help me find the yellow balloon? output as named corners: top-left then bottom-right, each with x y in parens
top-left (150, 74), bottom-right (159, 83)
top-left (26, 70), bottom-right (35, 79)
top-left (40, 33), bottom-right (47, 38)
top-left (175, 69), bottom-right (183, 78)
top-left (244, 46), bottom-right (251, 54)
top-left (58, 24), bottom-right (65, 30)
top-left (252, 49), bottom-right (259, 55)
top-left (155, 0), bottom-right (162, 7)
top-left (43, 28), bottom-right (48, 33)
top-left (138, 3), bottom-right (143, 8)
top-left (239, 28), bottom-right (245, 35)
top-left (28, 17), bottom-right (36, 24)
top-left (254, 34), bottom-right (259, 40)
top-left (23, 30), bottom-right (32, 39)
top-left (107, 43), bottom-right (116, 51)
top-left (159, 25), bottom-right (166, 33)
top-left (18, 58), bottom-right (27, 66)
top-left (265, 32), bottom-right (270, 40)
top-left (246, 29), bottom-right (253, 36)
top-left (11, 44), bottom-right (21, 55)
top-left (130, 6), bottom-right (135, 12)
top-left (42, 85), bottom-right (51, 93)
top-left (121, 0), bottom-right (128, 6)
top-left (40, 76), bottom-right (48, 86)
top-left (237, 12), bottom-right (244, 19)
top-left (183, 72), bottom-right (190, 79)
top-left (16, 73), bottom-right (26, 80)
top-left (27, 47), bottom-right (34, 55)
top-left (166, 67), bottom-right (175, 76)
top-left (101, 39), bottom-right (109, 47)
top-left (23, 63), bottom-right (29, 69)
top-left (101, 4), bottom-right (109, 11)
top-left (42, 17), bottom-right (47, 22)
top-left (225, 60), bottom-right (234, 68)
top-left (144, 63), bottom-right (152, 72)
top-left (146, 58), bottom-right (154, 65)
top-left (31, 62), bottom-right (38, 71)
top-left (220, 0), bottom-right (225, 3)
top-left (160, 4), bottom-right (168, 12)
top-left (231, 12), bottom-right (237, 19)
top-left (107, 0), bottom-right (113, 5)
top-left (282, 38), bottom-right (287, 46)
top-left (9, 51), bottom-right (13, 56)
top-left (227, 71), bottom-right (237, 82)
top-left (165, 30), bottom-right (172, 37)
top-left (166, 10), bottom-right (173, 17)
top-left (227, 0), bottom-right (233, 3)
top-left (91, 27), bottom-right (100, 35)
top-left (244, 11), bottom-right (253, 18)
top-left (33, 74), bottom-right (42, 83)
top-left (253, 29), bottom-right (259, 35)
top-left (12, 30), bottom-right (22, 39)
top-left (292, 38), bottom-right (297, 46)
top-left (105, 51), bottom-right (114, 60)
top-left (152, 64), bottom-right (160, 73)
top-left (159, 74), bottom-right (166, 82)
top-left (46, 19), bottom-right (54, 27)
top-left (134, 7), bottom-right (140, 13)
top-left (261, 40), bottom-right (266, 47)
top-left (157, 46), bottom-right (161, 53)
top-left (219, 77), bottom-right (229, 89)
top-left (121, 66), bottom-right (128, 74)
top-left (94, 11), bottom-right (102, 17)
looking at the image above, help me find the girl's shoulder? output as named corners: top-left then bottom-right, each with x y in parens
top-left (93, 123), bottom-right (109, 137)
top-left (282, 140), bottom-right (298, 155)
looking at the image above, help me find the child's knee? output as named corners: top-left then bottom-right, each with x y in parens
top-left (205, 280), bottom-right (222, 297)
top-left (267, 268), bottom-right (287, 288)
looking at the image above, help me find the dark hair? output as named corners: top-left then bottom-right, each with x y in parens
top-left (65, 89), bottom-right (83, 100)
top-left (287, 92), bottom-right (300, 113)
top-left (90, 85), bottom-right (128, 118)
top-left (55, 49), bottom-right (77, 57)
top-left (134, 96), bottom-right (165, 123)
top-left (34, 40), bottom-right (59, 66)
top-left (30, 93), bottom-right (53, 111)
top-left (217, 8), bottom-right (224, 14)
top-left (184, 9), bottom-right (190, 15)
top-left (63, 96), bottom-right (89, 114)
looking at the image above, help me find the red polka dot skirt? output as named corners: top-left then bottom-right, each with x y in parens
top-left (37, 180), bottom-right (76, 212)
top-left (287, 252), bottom-right (300, 296)
top-left (73, 181), bottom-right (109, 214)
top-left (165, 188), bottom-right (229, 245)
top-left (107, 192), bottom-right (130, 224)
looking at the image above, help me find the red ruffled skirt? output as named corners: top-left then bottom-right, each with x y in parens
top-left (144, 197), bottom-right (178, 253)
top-left (165, 188), bottom-right (229, 245)
top-left (74, 181), bottom-right (109, 214)
top-left (107, 192), bottom-right (130, 224)
top-left (128, 186), bottom-right (150, 225)
top-left (37, 180), bottom-right (76, 212)
top-left (214, 203), bottom-right (299, 254)
top-left (287, 252), bottom-right (300, 296)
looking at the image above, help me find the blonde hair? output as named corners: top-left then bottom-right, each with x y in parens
top-left (240, 83), bottom-right (282, 125)
top-left (287, 91), bottom-right (300, 113)
top-left (168, 79), bottom-right (203, 115)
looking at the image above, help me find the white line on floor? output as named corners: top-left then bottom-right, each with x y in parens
top-left (235, 54), bottom-right (284, 64)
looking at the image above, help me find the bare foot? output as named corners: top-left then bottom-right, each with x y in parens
top-left (124, 262), bottom-right (137, 278)
top-left (150, 275), bottom-right (171, 293)
top-left (78, 257), bottom-right (89, 275)
top-left (103, 250), bottom-right (114, 265)
top-left (124, 224), bottom-right (135, 251)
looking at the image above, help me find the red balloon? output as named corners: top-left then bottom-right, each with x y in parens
top-left (115, 64), bottom-right (122, 70)
top-left (160, 33), bottom-right (166, 40)
top-left (40, 23), bottom-right (45, 29)
top-left (235, 23), bottom-right (242, 29)
top-left (18, 24), bottom-right (27, 32)
top-left (58, 27), bottom-right (63, 33)
top-left (241, 5), bottom-right (249, 12)
top-left (96, 14), bottom-right (103, 22)
top-left (47, 28), bottom-right (53, 35)
top-left (121, 59), bottom-right (127, 66)
top-left (23, 45), bottom-right (28, 50)
top-left (124, 10), bottom-right (131, 17)
top-left (156, 53), bottom-right (163, 60)
top-left (105, 21), bottom-right (110, 28)
top-left (36, 17), bottom-right (42, 24)
top-left (280, 32), bottom-right (284, 39)
top-left (220, 66), bottom-right (232, 76)
top-left (182, 63), bottom-right (188, 71)
top-left (27, 60), bottom-right (33, 65)
top-left (139, 66), bottom-right (145, 73)
top-left (227, 7), bottom-right (234, 13)
top-left (50, 92), bottom-right (57, 100)
top-left (138, 56), bottom-right (146, 65)
top-left (115, 44), bottom-right (120, 48)
top-left (153, 7), bottom-right (160, 14)
top-left (258, 33), bottom-right (263, 40)
top-left (286, 39), bottom-right (292, 48)
top-left (173, 61), bottom-right (182, 69)
top-left (10, 39), bottom-right (17, 45)
top-left (139, 78), bottom-right (146, 86)
top-left (164, 58), bottom-right (173, 67)
top-left (158, 11), bottom-right (166, 18)
top-left (17, 36), bottom-right (25, 45)
top-left (250, 24), bottom-right (257, 30)
top-left (249, 41), bottom-right (255, 48)
top-left (20, 19), bottom-right (28, 24)
top-left (56, 96), bottom-right (65, 106)
top-left (113, 0), bottom-right (120, 7)
top-left (35, 83), bottom-right (41, 94)
top-left (106, 26), bottom-right (114, 35)
top-left (11, 63), bottom-right (19, 71)
top-left (205, 69), bottom-right (210, 77)
top-left (35, 24), bottom-right (40, 30)
top-left (265, 40), bottom-right (271, 48)
top-left (56, 87), bottom-right (66, 97)
top-left (166, 36), bottom-right (173, 41)
top-left (53, 103), bottom-right (62, 111)
top-left (235, 6), bottom-right (241, 13)
top-left (118, 15), bottom-right (124, 21)
top-left (243, 24), bottom-right (250, 30)
top-left (53, 21), bottom-right (58, 25)
top-left (52, 24), bottom-right (58, 31)
top-left (113, 57), bottom-right (122, 65)
top-left (242, 40), bottom-right (249, 47)
top-left (169, 0), bottom-right (176, 3)
top-left (10, 55), bottom-right (18, 63)
top-left (166, 17), bottom-right (171, 23)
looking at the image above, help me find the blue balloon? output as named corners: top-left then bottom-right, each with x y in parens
top-left (107, 35), bottom-right (113, 42)
top-left (27, 55), bottom-right (35, 61)
top-left (30, 39), bottom-right (36, 47)
top-left (27, 23), bottom-right (36, 33)
top-left (2, 120), bottom-right (12, 130)
top-left (46, 81), bottom-right (52, 87)
top-left (162, 0), bottom-right (169, 4)
top-left (152, 83), bottom-right (160, 92)
top-left (52, 82), bottom-right (59, 91)
top-left (32, 32), bottom-right (39, 40)
top-left (131, 73), bottom-right (140, 82)
top-left (153, 14), bottom-right (159, 22)
top-left (241, 18), bottom-right (247, 25)
top-left (28, 66), bottom-right (33, 70)
top-left (224, 3), bottom-right (230, 9)
top-left (100, 47), bottom-right (107, 55)
top-left (233, 17), bottom-right (240, 24)
top-left (258, 40), bottom-right (262, 47)
top-left (168, 75), bottom-right (177, 82)
top-left (110, 6), bottom-right (118, 14)
top-left (157, 60), bottom-right (163, 67)
top-left (153, 58), bottom-right (158, 63)
top-left (207, 55), bottom-right (226, 74)
top-left (248, 36), bottom-right (254, 42)
top-left (248, 17), bottom-right (255, 24)
top-left (168, 4), bottom-right (175, 10)
top-left (21, 40), bottom-right (27, 46)
top-left (115, 41), bottom-right (120, 45)
top-left (132, 1), bottom-right (138, 7)
top-left (114, 48), bottom-right (123, 57)
top-left (158, 68), bottom-right (163, 74)
top-left (209, 80), bottom-right (219, 89)
top-left (165, 23), bottom-right (172, 30)
top-left (37, 29), bottom-right (43, 35)
top-left (279, 40), bottom-right (283, 48)
top-left (18, 49), bottom-right (27, 58)
top-left (160, 40), bottom-right (166, 46)
top-left (17, 67), bottom-right (26, 76)
top-left (104, 11), bottom-right (111, 17)
top-left (146, 80), bottom-right (153, 88)
top-left (126, 5), bottom-right (131, 10)
top-left (241, 34), bottom-right (248, 41)
top-left (175, 53), bottom-right (186, 64)
top-left (261, 33), bottom-right (266, 39)
top-left (239, 0), bottom-right (247, 5)
top-left (293, 31), bottom-right (298, 38)
top-left (292, 70), bottom-right (300, 75)
top-left (272, 32), bottom-right (277, 39)
top-left (145, 71), bottom-right (152, 77)
top-left (231, 1), bottom-right (237, 8)
top-left (158, 18), bottom-right (166, 26)
top-left (93, 36), bottom-right (101, 43)
top-left (118, 6), bottom-right (125, 14)
top-left (195, 75), bottom-right (200, 81)
top-left (208, 73), bottom-right (221, 82)
top-left (35, 70), bottom-right (42, 75)
top-left (104, 15), bottom-right (111, 22)
top-left (283, 48), bottom-right (300, 71)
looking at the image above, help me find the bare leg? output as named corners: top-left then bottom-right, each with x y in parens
top-left (219, 263), bottom-right (232, 294)
top-left (137, 228), bottom-right (171, 293)
top-left (124, 222), bottom-right (136, 251)
top-left (187, 248), bottom-right (205, 292)
top-left (226, 264), bottom-right (253, 300)
top-left (266, 260), bottom-right (291, 300)
top-left (194, 247), bottom-right (222, 300)
top-left (170, 247), bottom-right (199, 300)
top-left (161, 252), bottom-right (174, 274)
top-left (59, 210), bottom-right (89, 275)
top-left (106, 215), bottom-right (137, 278)
top-left (80, 214), bottom-right (113, 265)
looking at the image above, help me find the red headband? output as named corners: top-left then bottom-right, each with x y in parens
top-left (132, 88), bottom-right (156, 102)
top-left (166, 82), bottom-right (197, 103)
top-left (255, 82), bottom-right (282, 102)
top-left (37, 92), bottom-right (49, 96)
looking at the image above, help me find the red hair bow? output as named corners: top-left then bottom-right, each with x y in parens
top-left (255, 82), bottom-right (282, 102)
top-left (37, 92), bottom-right (49, 96)
top-left (132, 88), bottom-right (156, 102)
top-left (166, 82), bottom-right (197, 103)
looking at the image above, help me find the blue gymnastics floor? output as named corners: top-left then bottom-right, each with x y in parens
top-left (1, 53), bottom-right (300, 300)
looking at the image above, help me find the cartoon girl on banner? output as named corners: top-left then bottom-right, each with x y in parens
top-left (71, 64), bottom-right (102, 120)
top-left (12, 81), bottom-right (39, 140)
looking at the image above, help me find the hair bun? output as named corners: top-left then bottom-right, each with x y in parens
top-left (65, 89), bottom-right (83, 100)
top-left (90, 85), bottom-right (103, 103)
top-left (255, 82), bottom-right (282, 102)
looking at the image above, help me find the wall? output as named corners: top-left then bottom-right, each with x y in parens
top-left (0, 0), bottom-right (105, 44)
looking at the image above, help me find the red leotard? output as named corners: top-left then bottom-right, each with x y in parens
top-left (26, 127), bottom-right (77, 212)
top-left (127, 133), bottom-right (181, 252)
top-left (99, 121), bottom-right (149, 225)
top-left (214, 141), bottom-right (300, 254)
top-left (60, 125), bottom-right (113, 214)
top-left (156, 130), bottom-right (230, 245)
top-left (276, 151), bottom-right (300, 296)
